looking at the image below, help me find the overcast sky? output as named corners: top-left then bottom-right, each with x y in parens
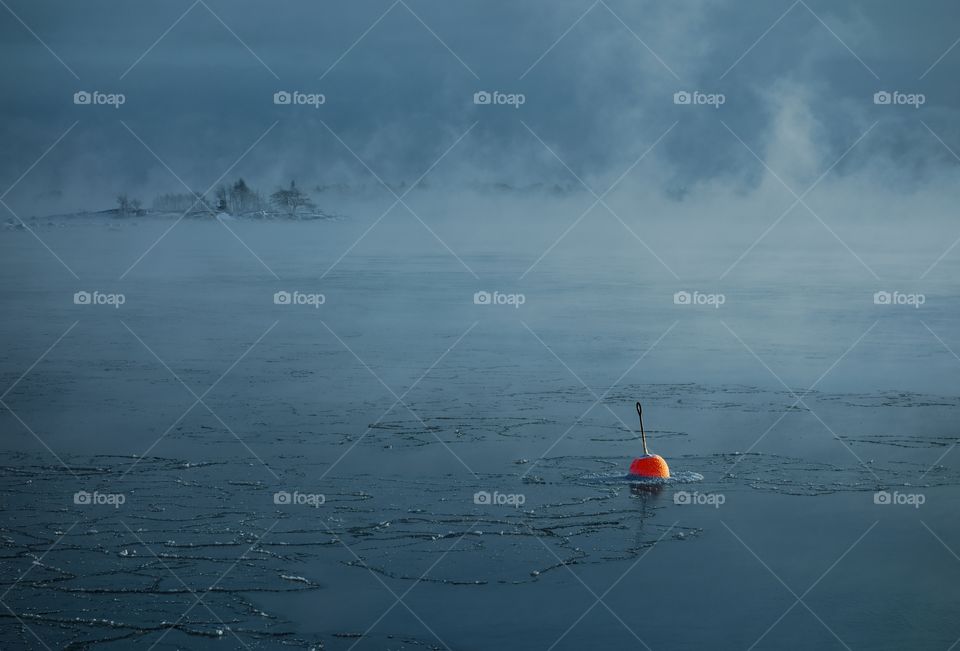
top-left (2, 0), bottom-right (959, 211)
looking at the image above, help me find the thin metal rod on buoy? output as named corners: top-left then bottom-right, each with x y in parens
top-left (636, 401), bottom-right (649, 455)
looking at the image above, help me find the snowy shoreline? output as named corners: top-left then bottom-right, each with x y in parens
top-left (3, 208), bottom-right (343, 231)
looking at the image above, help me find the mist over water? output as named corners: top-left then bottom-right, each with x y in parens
top-left (3, 215), bottom-right (959, 648)
top-left (3, 1), bottom-right (960, 649)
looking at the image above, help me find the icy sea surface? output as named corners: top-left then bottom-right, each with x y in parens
top-left (1, 215), bottom-right (959, 649)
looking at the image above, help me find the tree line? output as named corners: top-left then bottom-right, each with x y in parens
top-left (125, 179), bottom-right (317, 218)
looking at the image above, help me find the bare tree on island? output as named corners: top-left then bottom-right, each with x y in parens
top-left (116, 193), bottom-right (142, 216)
top-left (270, 180), bottom-right (315, 218)
top-left (148, 178), bottom-right (321, 218)
top-left (228, 178), bottom-right (265, 214)
top-left (214, 185), bottom-right (228, 212)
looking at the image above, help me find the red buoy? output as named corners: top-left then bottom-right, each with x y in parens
top-left (629, 402), bottom-right (670, 478)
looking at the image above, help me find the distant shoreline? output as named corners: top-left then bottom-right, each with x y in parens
top-left (4, 208), bottom-right (343, 229)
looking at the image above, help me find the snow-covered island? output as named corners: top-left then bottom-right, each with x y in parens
top-left (4, 178), bottom-right (340, 230)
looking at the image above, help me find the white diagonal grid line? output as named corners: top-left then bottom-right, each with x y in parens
top-left (320, 0), bottom-right (401, 80)
top-left (121, 0), bottom-right (277, 80)
top-left (145, 519), bottom-right (281, 651)
top-left (0, 120), bottom-right (82, 279)
top-left (920, 33), bottom-right (960, 80)
top-left (344, 528), bottom-right (474, 651)
top-left (120, 321), bottom-right (281, 481)
top-left (920, 513), bottom-right (960, 651)
top-left (318, 320), bottom-right (479, 480)
top-left (120, 121), bottom-right (194, 193)
top-left (520, 0), bottom-right (600, 80)
top-left (521, 320), bottom-right (678, 478)
top-left (520, 121), bottom-right (593, 200)
top-left (917, 322), bottom-right (960, 478)
top-left (1, 321), bottom-right (78, 401)
top-left (520, 120), bottom-right (678, 279)
top-left (521, 320), bottom-right (641, 433)
top-left (2, 122), bottom-right (79, 200)
top-left (0, 600), bottom-right (53, 650)
top-left (121, 0), bottom-right (201, 80)
top-left (320, 518), bottom-right (469, 651)
top-left (720, 319), bottom-right (881, 482)
top-left (722, 319), bottom-right (879, 477)
top-left (921, 521), bottom-right (960, 563)
top-left (216, 218), bottom-right (281, 279)
top-left (720, 0), bottom-right (801, 80)
top-left (524, 119), bottom-right (681, 278)
top-left (798, 0), bottom-right (879, 79)
top-left (197, 0), bottom-right (279, 79)
top-left (0, 520), bottom-right (78, 650)
top-left (1, 3), bottom-right (955, 648)
top-left (120, 522), bottom-right (253, 650)
top-left (119, 121), bottom-right (279, 279)
top-left (0, 0), bottom-right (79, 79)
top-left (0, 320), bottom-right (81, 478)
top-left (521, 120), bottom-right (681, 279)
top-left (0, 198), bottom-right (80, 279)
top-left (920, 321), bottom-right (960, 362)
top-left (719, 120), bottom-right (879, 281)
top-left (319, 120), bottom-right (479, 279)
top-left (317, 0), bottom-right (476, 81)
top-left (119, 320), bottom-right (279, 480)
top-left (0, 521), bottom-right (78, 602)
top-left (0, 399), bottom-right (79, 480)
top-left (398, 0), bottom-right (478, 80)
top-left (539, 519), bottom-right (678, 650)
top-left (919, 122), bottom-right (960, 279)
top-left (720, 0), bottom-right (879, 81)
top-left (519, 0), bottom-right (679, 81)
top-left (597, 0), bottom-right (680, 80)
top-left (723, 519), bottom-right (877, 651)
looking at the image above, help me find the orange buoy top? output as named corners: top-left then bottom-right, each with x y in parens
top-left (629, 454), bottom-right (670, 478)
